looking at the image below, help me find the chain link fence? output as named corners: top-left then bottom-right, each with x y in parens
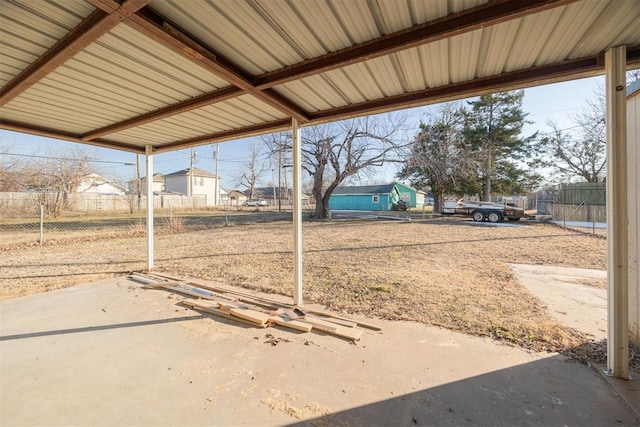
top-left (0, 193), bottom-right (305, 249)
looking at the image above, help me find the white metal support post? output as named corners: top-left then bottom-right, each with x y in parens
top-left (605, 45), bottom-right (629, 379)
top-left (292, 118), bottom-right (303, 306)
top-left (145, 145), bottom-right (155, 271)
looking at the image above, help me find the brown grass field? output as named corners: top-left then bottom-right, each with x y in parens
top-left (0, 215), bottom-right (608, 355)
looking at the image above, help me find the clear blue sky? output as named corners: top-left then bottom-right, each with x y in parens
top-left (0, 76), bottom-right (604, 189)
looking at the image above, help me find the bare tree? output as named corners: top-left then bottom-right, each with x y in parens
top-left (0, 144), bottom-right (29, 192)
top-left (24, 150), bottom-right (91, 217)
top-left (539, 91), bottom-right (606, 183)
top-left (398, 103), bottom-right (479, 213)
top-left (237, 142), bottom-right (267, 200)
top-left (264, 115), bottom-right (409, 219)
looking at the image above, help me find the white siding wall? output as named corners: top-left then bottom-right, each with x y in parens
top-left (165, 176), bottom-right (189, 196)
top-left (165, 175), bottom-right (220, 205)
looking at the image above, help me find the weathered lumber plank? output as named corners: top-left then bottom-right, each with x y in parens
top-left (268, 316), bottom-right (313, 332)
top-left (143, 272), bottom-right (381, 331)
top-left (182, 300), bottom-right (267, 328)
top-left (298, 317), bottom-right (363, 341)
top-left (217, 302), bottom-right (272, 325)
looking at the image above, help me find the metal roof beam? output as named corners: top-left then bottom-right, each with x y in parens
top-left (154, 119), bottom-right (293, 153)
top-left (255, 0), bottom-right (578, 89)
top-left (0, 119), bottom-right (144, 153)
top-left (81, 86), bottom-right (243, 141)
top-left (121, 7), bottom-right (309, 123)
top-left (308, 47), bottom-right (640, 124)
top-left (0, 0), bottom-right (151, 107)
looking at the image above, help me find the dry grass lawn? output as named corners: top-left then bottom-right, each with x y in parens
top-left (0, 217), bottom-right (605, 353)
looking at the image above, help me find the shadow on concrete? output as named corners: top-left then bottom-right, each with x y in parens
top-left (0, 315), bottom-right (204, 341)
top-left (287, 355), bottom-right (639, 427)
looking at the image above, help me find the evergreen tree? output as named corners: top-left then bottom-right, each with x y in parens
top-left (398, 103), bottom-right (479, 212)
top-left (463, 91), bottom-right (535, 201)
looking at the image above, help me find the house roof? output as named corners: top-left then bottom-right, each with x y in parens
top-left (80, 173), bottom-right (127, 192)
top-left (1, 1), bottom-right (639, 155)
top-left (164, 167), bottom-right (218, 178)
top-left (332, 184), bottom-right (396, 195)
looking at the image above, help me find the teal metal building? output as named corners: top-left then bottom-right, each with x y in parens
top-left (328, 183), bottom-right (417, 211)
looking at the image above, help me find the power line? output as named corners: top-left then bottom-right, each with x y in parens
top-left (2, 152), bottom-right (135, 166)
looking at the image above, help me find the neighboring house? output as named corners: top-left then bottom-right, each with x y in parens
top-left (328, 183), bottom-right (407, 211)
top-left (164, 167), bottom-right (220, 206)
top-left (227, 190), bottom-right (248, 206)
top-left (416, 190), bottom-right (429, 207)
top-left (250, 187), bottom-right (291, 202)
top-left (394, 182), bottom-right (418, 208)
top-left (247, 187), bottom-right (312, 206)
top-left (77, 173), bottom-right (127, 195)
top-left (129, 173), bottom-right (165, 195)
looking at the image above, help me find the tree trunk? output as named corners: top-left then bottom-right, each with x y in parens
top-left (314, 199), bottom-right (328, 219)
top-left (434, 191), bottom-right (443, 214)
top-left (483, 148), bottom-right (492, 201)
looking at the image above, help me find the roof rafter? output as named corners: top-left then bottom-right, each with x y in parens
top-left (154, 119), bottom-right (293, 153)
top-left (78, 0), bottom-right (577, 142)
top-left (0, 119), bottom-right (144, 153)
top-left (81, 86), bottom-right (243, 141)
top-left (254, 0), bottom-right (579, 89)
top-left (0, 0), bottom-right (151, 107)
top-left (308, 47), bottom-right (640, 123)
top-left (86, 2), bottom-right (310, 123)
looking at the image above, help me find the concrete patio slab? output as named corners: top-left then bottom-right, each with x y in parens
top-left (1, 276), bottom-right (638, 426)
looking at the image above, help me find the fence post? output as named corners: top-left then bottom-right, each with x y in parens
top-left (39, 204), bottom-right (44, 245)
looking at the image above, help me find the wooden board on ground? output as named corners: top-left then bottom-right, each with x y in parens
top-left (298, 317), bottom-right (363, 341)
top-left (182, 300), bottom-right (267, 328)
top-left (138, 272), bottom-right (380, 334)
top-left (268, 315), bottom-right (313, 332)
top-left (217, 302), bottom-right (272, 325)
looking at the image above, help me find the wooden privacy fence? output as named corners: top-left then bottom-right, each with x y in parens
top-left (546, 202), bottom-right (607, 223)
top-left (0, 192), bottom-right (208, 215)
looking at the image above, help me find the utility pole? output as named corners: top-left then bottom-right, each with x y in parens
top-left (214, 144), bottom-right (219, 206)
top-left (136, 153), bottom-right (141, 212)
top-left (278, 148), bottom-right (282, 212)
top-left (189, 147), bottom-right (195, 197)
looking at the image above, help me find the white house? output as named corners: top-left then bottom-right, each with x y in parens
top-left (77, 173), bottom-right (127, 195)
top-left (130, 173), bottom-right (165, 195)
top-left (164, 167), bottom-right (220, 205)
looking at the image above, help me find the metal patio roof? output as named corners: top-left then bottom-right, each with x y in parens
top-left (1, 0), bottom-right (639, 154)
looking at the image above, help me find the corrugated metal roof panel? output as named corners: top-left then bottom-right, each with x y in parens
top-left (476, 19), bottom-right (522, 77)
top-left (535, 2), bottom-right (609, 65)
top-left (2, 21), bottom-right (232, 135)
top-left (570, 0), bottom-right (640, 59)
top-left (1, 93), bottom-right (107, 134)
top-left (504, 8), bottom-right (564, 72)
top-left (275, 77), bottom-right (341, 113)
top-left (150, 0), bottom-right (294, 75)
top-left (447, 30), bottom-right (482, 82)
top-left (0, 0), bottom-right (95, 82)
top-left (2, 0), bottom-right (640, 152)
top-left (107, 95), bottom-right (287, 146)
top-left (417, 40), bottom-right (450, 88)
top-left (149, 0), bottom-right (491, 77)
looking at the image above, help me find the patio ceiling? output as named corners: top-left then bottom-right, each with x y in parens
top-left (1, 0), bottom-right (639, 154)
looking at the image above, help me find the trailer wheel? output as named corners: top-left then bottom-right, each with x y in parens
top-left (487, 211), bottom-right (502, 223)
top-left (472, 210), bottom-right (485, 222)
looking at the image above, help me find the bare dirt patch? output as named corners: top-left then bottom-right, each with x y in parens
top-left (0, 217), bottom-right (606, 353)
